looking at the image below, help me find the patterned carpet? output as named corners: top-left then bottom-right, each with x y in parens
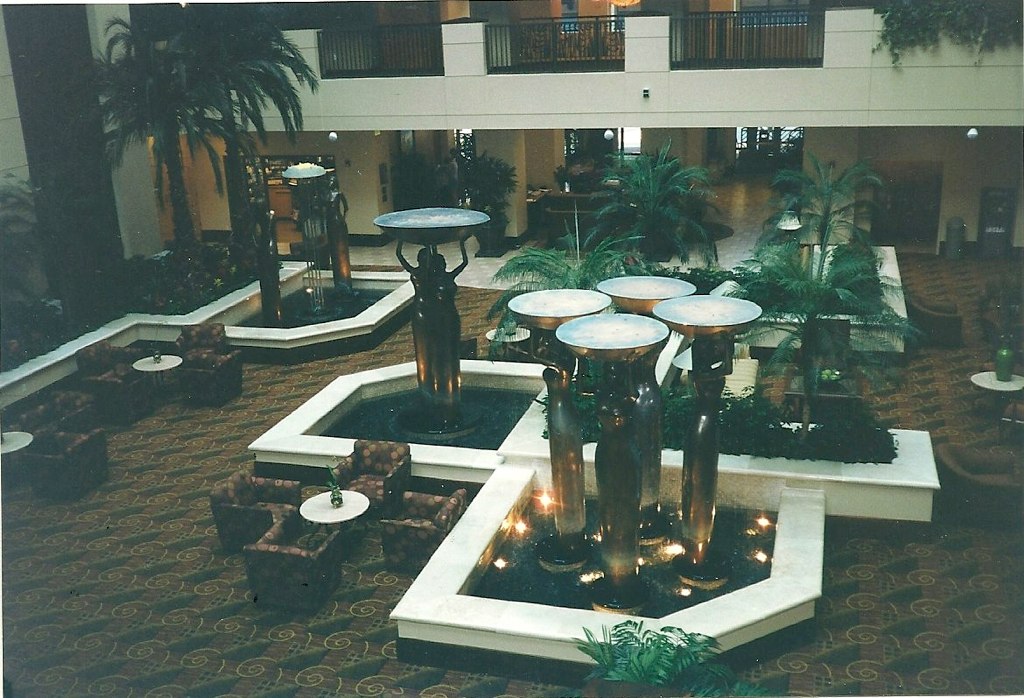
top-left (2, 252), bottom-right (1022, 697)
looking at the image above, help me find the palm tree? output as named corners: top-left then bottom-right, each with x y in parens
top-left (488, 235), bottom-right (645, 335)
top-left (588, 144), bottom-right (717, 265)
top-left (740, 240), bottom-right (911, 440)
top-left (767, 154), bottom-right (883, 278)
top-left (182, 5), bottom-right (318, 248)
top-left (96, 18), bottom-right (225, 246)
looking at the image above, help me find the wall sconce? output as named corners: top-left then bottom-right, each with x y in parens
top-left (604, 129), bottom-right (616, 141)
top-left (966, 127), bottom-right (979, 140)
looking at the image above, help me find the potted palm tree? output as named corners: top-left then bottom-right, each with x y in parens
top-left (588, 144), bottom-right (717, 265)
top-left (461, 152), bottom-right (517, 257)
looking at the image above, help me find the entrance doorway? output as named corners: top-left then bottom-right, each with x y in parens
top-left (873, 161), bottom-right (942, 250)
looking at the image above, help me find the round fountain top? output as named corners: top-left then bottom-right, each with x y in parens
top-left (374, 207), bottom-right (490, 245)
top-left (653, 296), bottom-right (762, 336)
top-left (283, 162), bottom-right (327, 179)
top-left (557, 314), bottom-right (669, 362)
top-left (596, 276), bottom-right (697, 315)
top-left (508, 289), bottom-right (612, 330)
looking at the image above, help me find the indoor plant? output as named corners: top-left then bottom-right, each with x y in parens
top-left (588, 143), bottom-right (717, 265)
top-left (461, 152), bottom-right (517, 257)
top-left (576, 620), bottom-right (764, 696)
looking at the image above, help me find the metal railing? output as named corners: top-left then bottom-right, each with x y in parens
top-left (670, 10), bottom-right (825, 69)
top-left (486, 16), bottom-right (625, 74)
top-left (318, 23), bottom-right (443, 78)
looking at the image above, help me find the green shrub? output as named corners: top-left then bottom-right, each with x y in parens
top-left (549, 384), bottom-right (897, 464)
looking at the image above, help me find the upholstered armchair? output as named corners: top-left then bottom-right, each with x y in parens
top-left (175, 323), bottom-right (243, 406)
top-left (906, 294), bottom-right (963, 348)
top-left (935, 444), bottom-right (1021, 526)
top-left (22, 429), bottom-right (109, 501)
top-left (209, 471), bottom-right (303, 553)
top-left (10, 390), bottom-right (97, 437)
top-left (380, 489), bottom-right (468, 572)
top-left (74, 341), bottom-right (153, 424)
top-left (331, 440), bottom-right (412, 518)
top-left (242, 509), bottom-right (348, 611)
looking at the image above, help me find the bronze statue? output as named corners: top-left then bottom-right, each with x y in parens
top-left (396, 239), bottom-right (469, 432)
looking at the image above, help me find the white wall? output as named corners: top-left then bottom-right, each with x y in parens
top-left (805, 126), bottom-right (1024, 247)
top-left (289, 10), bottom-right (1023, 132)
top-left (0, 11), bottom-right (29, 183)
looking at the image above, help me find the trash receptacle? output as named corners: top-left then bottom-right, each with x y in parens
top-left (945, 217), bottom-right (965, 260)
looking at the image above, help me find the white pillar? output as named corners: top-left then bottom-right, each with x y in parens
top-left (87, 4), bottom-right (164, 257)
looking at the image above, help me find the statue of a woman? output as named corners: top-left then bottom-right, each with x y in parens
top-left (396, 240), bottom-right (469, 431)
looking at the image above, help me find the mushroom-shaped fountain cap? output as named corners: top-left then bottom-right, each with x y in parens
top-left (653, 296), bottom-right (762, 337)
top-left (557, 314), bottom-right (669, 362)
top-left (597, 276), bottom-right (697, 315)
top-left (508, 289), bottom-right (612, 330)
top-left (374, 207), bottom-right (490, 245)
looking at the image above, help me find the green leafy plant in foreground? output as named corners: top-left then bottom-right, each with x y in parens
top-left (576, 620), bottom-right (765, 694)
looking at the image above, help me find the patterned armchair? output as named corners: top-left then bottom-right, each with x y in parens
top-left (331, 440), bottom-right (412, 518)
top-left (380, 489), bottom-right (468, 572)
top-left (242, 509), bottom-right (348, 611)
top-left (75, 341), bottom-right (153, 424)
top-left (209, 471), bottom-right (303, 553)
top-left (10, 390), bottom-right (97, 437)
top-left (22, 429), bottom-right (109, 501)
top-left (175, 323), bottom-right (243, 406)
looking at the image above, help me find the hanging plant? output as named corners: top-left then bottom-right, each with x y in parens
top-left (876, 0), bottom-right (1023, 65)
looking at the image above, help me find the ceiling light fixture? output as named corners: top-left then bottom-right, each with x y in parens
top-left (777, 210), bottom-right (802, 231)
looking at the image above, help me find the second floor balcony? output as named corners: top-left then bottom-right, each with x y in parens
top-left (485, 16), bottom-right (625, 74)
top-left (318, 22), bottom-right (444, 78)
top-left (316, 9), bottom-right (827, 80)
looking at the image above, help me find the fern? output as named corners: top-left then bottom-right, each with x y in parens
top-left (576, 621), bottom-right (767, 694)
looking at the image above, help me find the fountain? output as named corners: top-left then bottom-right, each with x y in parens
top-left (373, 207), bottom-right (490, 439)
top-left (557, 313), bottom-right (670, 613)
top-left (284, 163), bottom-right (331, 314)
top-left (507, 289), bottom-right (612, 572)
top-left (653, 295), bottom-right (762, 589)
top-left (596, 276), bottom-right (696, 544)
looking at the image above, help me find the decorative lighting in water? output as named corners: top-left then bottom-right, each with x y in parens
top-left (637, 557), bottom-right (646, 566)
top-left (536, 492), bottom-right (554, 510)
top-left (677, 587), bottom-right (693, 597)
top-left (756, 515), bottom-right (773, 528)
top-left (493, 558), bottom-right (508, 570)
top-left (753, 550), bottom-right (770, 564)
top-left (662, 543), bottom-right (684, 556)
top-left (513, 521), bottom-right (528, 535)
top-left (579, 571), bottom-right (604, 584)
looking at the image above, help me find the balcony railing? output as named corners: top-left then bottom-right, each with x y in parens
top-left (318, 23), bottom-right (443, 78)
top-left (670, 10), bottom-right (825, 69)
top-left (486, 16), bottom-right (625, 74)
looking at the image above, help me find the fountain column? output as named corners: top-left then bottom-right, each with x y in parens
top-left (374, 208), bottom-right (490, 436)
top-left (284, 163), bottom-right (330, 314)
top-left (558, 314), bottom-right (669, 613)
top-left (597, 276), bottom-right (696, 544)
top-left (653, 296), bottom-right (762, 589)
top-left (507, 289), bottom-right (612, 572)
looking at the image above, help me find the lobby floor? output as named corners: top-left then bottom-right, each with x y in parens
top-left (2, 176), bottom-right (1021, 696)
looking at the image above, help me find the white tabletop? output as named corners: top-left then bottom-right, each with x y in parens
top-left (133, 355), bottom-right (183, 372)
top-left (300, 490), bottom-right (370, 524)
top-left (971, 371), bottom-right (1024, 392)
top-left (0, 431), bottom-right (33, 455)
top-left (485, 328), bottom-right (531, 343)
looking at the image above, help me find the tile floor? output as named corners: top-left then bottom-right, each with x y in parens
top-left (345, 175), bottom-right (778, 290)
